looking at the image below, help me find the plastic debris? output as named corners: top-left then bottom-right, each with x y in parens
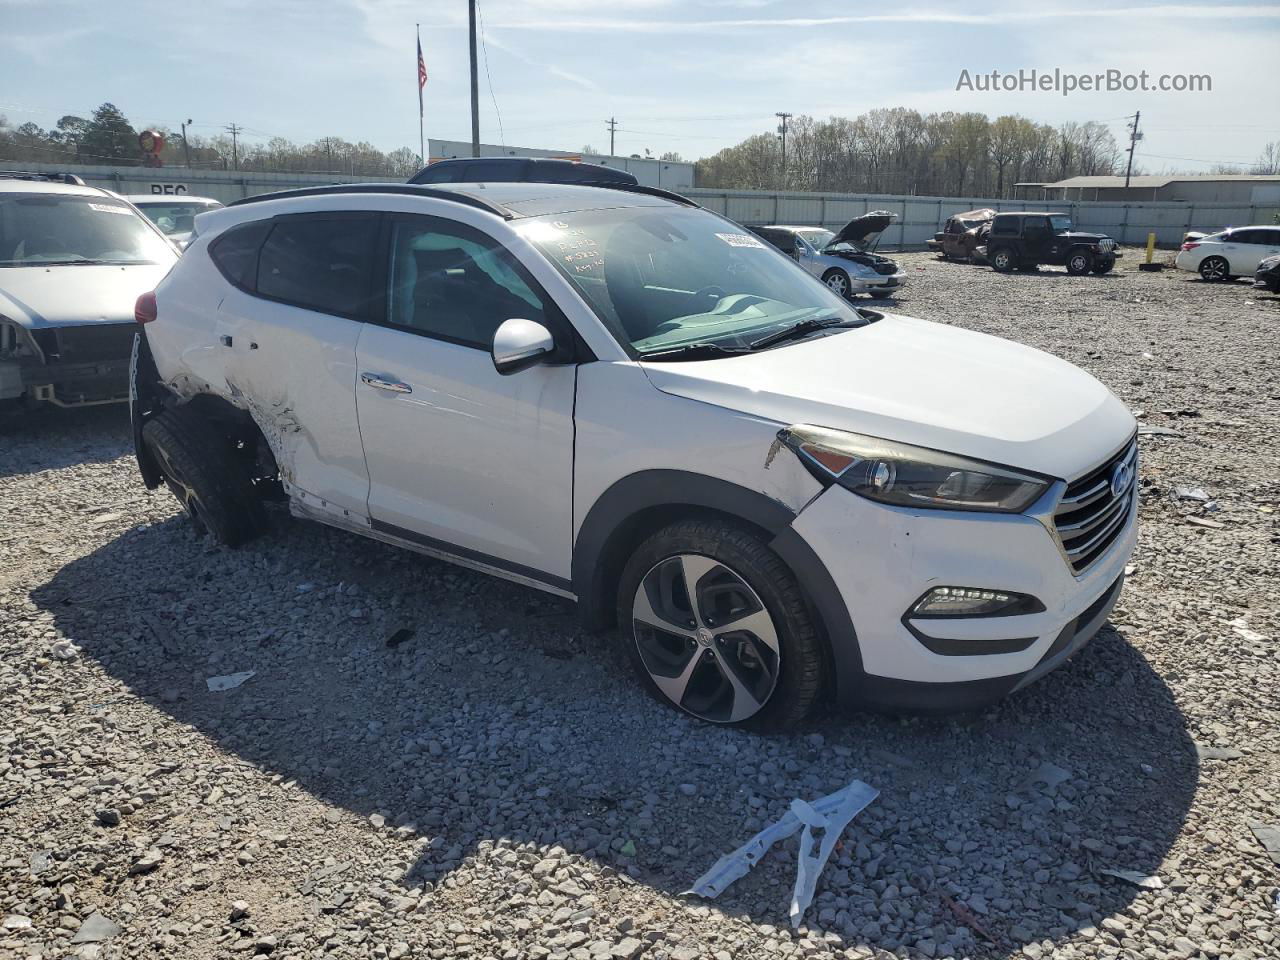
top-left (1137, 424), bottom-right (1183, 437)
top-left (686, 778), bottom-right (877, 927)
top-left (1186, 516), bottom-right (1224, 529)
top-left (206, 671), bottom-right (256, 692)
top-left (1230, 618), bottom-right (1268, 643)
top-left (1099, 868), bottom-right (1164, 889)
top-left (1174, 486), bottom-right (1210, 502)
top-left (50, 639), bottom-right (81, 660)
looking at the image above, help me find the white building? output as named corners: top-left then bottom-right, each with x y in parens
top-left (428, 139), bottom-right (695, 190)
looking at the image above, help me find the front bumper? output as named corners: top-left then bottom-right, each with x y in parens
top-left (1, 322), bottom-right (135, 406)
top-left (861, 271), bottom-right (908, 294)
top-left (791, 481), bottom-right (1137, 711)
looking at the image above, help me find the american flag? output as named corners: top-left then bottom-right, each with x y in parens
top-left (417, 37), bottom-right (428, 116)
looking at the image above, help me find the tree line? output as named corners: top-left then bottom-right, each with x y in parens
top-left (695, 108), bottom-right (1280, 197)
top-left (0, 103), bottom-right (421, 178)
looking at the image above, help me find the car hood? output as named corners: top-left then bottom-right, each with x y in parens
top-left (0, 263), bottom-right (173, 328)
top-left (1059, 231), bottom-right (1110, 242)
top-left (638, 313), bottom-right (1135, 480)
top-left (825, 211), bottom-right (895, 252)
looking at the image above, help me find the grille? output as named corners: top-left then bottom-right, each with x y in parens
top-left (1053, 438), bottom-right (1137, 574)
top-left (1098, 238), bottom-right (1116, 253)
top-left (30, 323), bottom-right (136, 364)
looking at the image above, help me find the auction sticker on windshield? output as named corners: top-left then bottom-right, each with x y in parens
top-left (89, 203), bottom-right (132, 214)
top-left (716, 232), bottom-right (766, 249)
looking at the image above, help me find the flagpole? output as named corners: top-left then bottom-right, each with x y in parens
top-left (416, 23), bottom-right (425, 166)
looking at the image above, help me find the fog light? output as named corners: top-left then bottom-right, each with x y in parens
top-left (911, 586), bottom-right (1044, 618)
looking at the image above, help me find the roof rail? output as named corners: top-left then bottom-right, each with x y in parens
top-left (0, 171), bottom-right (87, 186)
top-left (597, 182), bottom-right (699, 208)
top-left (227, 183), bottom-right (515, 219)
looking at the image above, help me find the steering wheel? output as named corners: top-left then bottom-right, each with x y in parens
top-left (692, 285), bottom-right (727, 304)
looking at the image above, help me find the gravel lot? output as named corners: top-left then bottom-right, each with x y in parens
top-left (2, 253), bottom-right (1278, 960)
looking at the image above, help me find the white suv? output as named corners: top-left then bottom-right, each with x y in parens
top-left (131, 182), bottom-right (1138, 727)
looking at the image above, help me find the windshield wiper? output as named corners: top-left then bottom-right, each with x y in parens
top-left (638, 342), bottom-right (754, 362)
top-left (749, 315), bottom-right (858, 350)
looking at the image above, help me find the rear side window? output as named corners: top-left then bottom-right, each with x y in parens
top-left (257, 216), bottom-right (378, 318)
top-left (454, 159), bottom-right (522, 182)
top-left (992, 216), bottom-right (1020, 235)
top-left (209, 220), bottom-right (271, 291)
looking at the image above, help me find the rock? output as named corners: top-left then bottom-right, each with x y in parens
top-left (71, 912), bottom-right (123, 943)
top-left (230, 900), bottom-right (251, 921)
top-left (3, 915), bottom-right (33, 931)
top-left (95, 807), bottom-right (121, 826)
top-left (130, 847), bottom-right (164, 874)
top-left (677, 783), bottom-right (697, 796)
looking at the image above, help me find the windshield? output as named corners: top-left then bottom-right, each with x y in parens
top-left (1050, 215), bottom-right (1073, 232)
top-left (796, 229), bottom-right (834, 250)
top-left (0, 194), bottom-right (175, 266)
top-left (135, 201), bottom-right (218, 236)
top-left (517, 207), bottom-right (864, 356)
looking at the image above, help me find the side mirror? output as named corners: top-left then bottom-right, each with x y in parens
top-left (491, 318), bottom-right (555, 375)
top-left (794, 239), bottom-right (809, 257)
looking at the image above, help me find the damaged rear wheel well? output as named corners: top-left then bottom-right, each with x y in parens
top-left (145, 392), bottom-right (282, 501)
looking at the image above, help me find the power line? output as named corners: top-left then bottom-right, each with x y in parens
top-left (475, 0), bottom-right (505, 148)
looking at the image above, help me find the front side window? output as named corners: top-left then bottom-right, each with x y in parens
top-left (517, 206), bottom-right (865, 356)
top-left (387, 216), bottom-right (550, 348)
top-left (796, 229), bottom-right (834, 250)
top-left (0, 193), bottom-right (175, 266)
top-left (1049, 215), bottom-right (1073, 232)
top-left (257, 215), bottom-right (377, 318)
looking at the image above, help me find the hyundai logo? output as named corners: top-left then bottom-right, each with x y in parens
top-left (1110, 461), bottom-right (1133, 498)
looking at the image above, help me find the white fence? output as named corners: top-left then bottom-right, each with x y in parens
top-left (11, 163), bottom-right (1277, 248)
top-left (685, 188), bottom-right (1280, 249)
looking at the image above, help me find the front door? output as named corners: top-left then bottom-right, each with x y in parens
top-left (1023, 216), bottom-right (1054, 261)
top-left (354, 213), bottom-right (577, 589)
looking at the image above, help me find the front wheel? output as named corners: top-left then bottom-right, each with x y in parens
top-left (1066, 250), bottom-right (1094, 275)
top-left (617, 519), bottom-right (824, 728)
top-left (142, 406), bottom-right (267, 547)
top-left (989, 248), bottom-right (1015, 272)
top-left (1092, 258), bottom-right (1115, 274)
top-left (821, 268), bottom-right (853, 299)
top-left (1199, 256), bottom-right (1229, 281)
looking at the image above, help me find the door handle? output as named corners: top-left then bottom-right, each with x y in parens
top-left (361, 373), bottom-right (412, 394)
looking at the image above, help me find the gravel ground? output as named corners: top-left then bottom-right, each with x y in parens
top-left (2, 253), bottom-right (1278, 960)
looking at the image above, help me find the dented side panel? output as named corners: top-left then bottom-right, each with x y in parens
top-left (572, 361), bottom-right (823, 542)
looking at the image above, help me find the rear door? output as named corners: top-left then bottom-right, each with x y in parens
top-left (354, 213), bottom-right (576, 588)
top-left (1229, 229), bottom-right (1280, 273)
top-left (211, 211), bottom-right (377, 517)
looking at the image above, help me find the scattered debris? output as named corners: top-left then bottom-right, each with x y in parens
top-left (940, 892), bottom-right (998, 943)
top-left (1249, 823), bottom-right (1280, 865)
top-left (1186, 517), bottom-right (1225, 530)
top-left (1137, 424), bottom-right (1184, 437)
top-left (385, 628), bottom-right (415, 649)
top-left (71, 912), bottom-right (123, 944)
top-left (686, 778), bottom-right (877, 927)
top-left (1099, 868), bottom-right (1164, 890)
top-left (206, 671), bottom-right (256, 692)
top-left (1174, 486), bottom-right (1210, 502)
top-left (1195, 743), bottom-right (1243, 761)
top-left (1230, 618), bottom-right (1268, 643)
top-left (28, 850), bottom-right (51, 876)
top-left (50, 638), bottom-right (81, 660)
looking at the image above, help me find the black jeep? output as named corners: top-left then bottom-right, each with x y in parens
top-left (981, 212), bottom-right (1119, 276)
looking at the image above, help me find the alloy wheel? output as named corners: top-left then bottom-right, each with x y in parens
top-left (825, 273), bottom-right (848, 296)
top-left (631, 553), bottom-right (780, 723)
top-left (152, 443), bottom-right (208, 532)
top-left (1069, 254), bottom-right (1089, 273)
top-left (1201, 257), bottom-right (1227, 281)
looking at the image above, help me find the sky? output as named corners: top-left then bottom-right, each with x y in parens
top-left (2, 0), bottom-right (1278, 173)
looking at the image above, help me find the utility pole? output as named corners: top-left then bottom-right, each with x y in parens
top-left (775, 111), bottom-right (792, 188)
top-left (225, 123), bottom-right (241, 171)
top-left (468, 0), bottom-right (480, 156)
top-left (180, 118), bottom-right (192, 168)
top-left (322, 137), bottom-right (333, 171)
top-left (1124, 111), bottom-right (1142, 188)
top-left (607, 117), bottom-right (618, 157)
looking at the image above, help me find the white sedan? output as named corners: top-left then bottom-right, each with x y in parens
top-left (1175, 225), bottom-right (1280, 281)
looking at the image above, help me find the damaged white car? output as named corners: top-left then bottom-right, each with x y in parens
top-left (131, 181), bottom-right (1137, 727)
top-left (1, 172), bottom-right (179, 418)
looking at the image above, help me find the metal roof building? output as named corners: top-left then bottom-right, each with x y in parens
top-left (1019, 174), bottom-right (1280, 204)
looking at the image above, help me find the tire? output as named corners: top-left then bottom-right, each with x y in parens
top-left (141, 405), bottom-right (267, 547)
top-left (1092, 258), bottom-right (1115, 274)
top-left (616, 518), bottom-right (824, 729)
top-left (1066, 250), bottom-right (1093, 276)
top-left (821, 268), bottom-right (852, 299)
top-left (1199, 256), bottom-right (1229, 282)
top-left (989, 248), bottom-right (1016, 272)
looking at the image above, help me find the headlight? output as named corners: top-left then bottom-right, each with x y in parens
top-left (777, 424), bottom-right (1050, 513)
